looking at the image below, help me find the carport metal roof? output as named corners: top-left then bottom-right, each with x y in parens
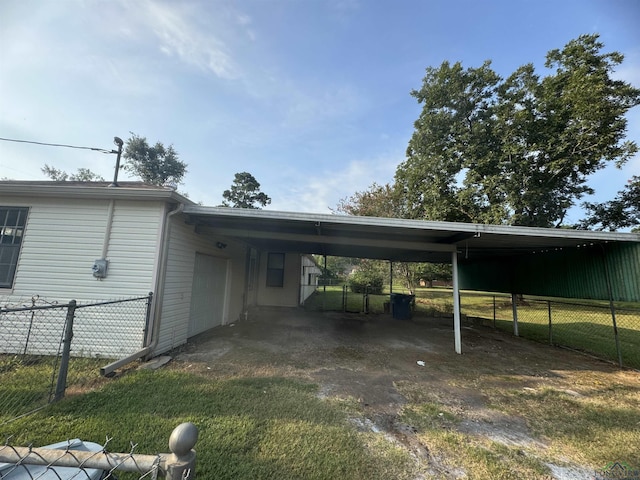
top-left (183, 206), bottom-right (640, 263)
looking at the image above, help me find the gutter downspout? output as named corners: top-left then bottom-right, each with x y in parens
top-left (100, 202), bottom-right (184, 376)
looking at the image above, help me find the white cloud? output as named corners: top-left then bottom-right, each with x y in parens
top-left (269, 152), bottom-right (400, 213)
top-left (132, 0), bottom-right (241, 80)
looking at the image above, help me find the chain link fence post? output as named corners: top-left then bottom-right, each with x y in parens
top-left (609, 301), bottom-right (623, 368)
top-left (165, 422), bottom-right (198, 479)
top-left (54, 299), bottom-right (76, 402)
top-left (492, 295), bottom-right (496, 328)
top-left (143, 291), bottom-right (154, 346)
top-left (600, 244), bottom-right (623, 367)
top-left (547, 301), bottom-right (553, 345)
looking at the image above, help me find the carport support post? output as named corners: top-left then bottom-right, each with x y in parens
top-left (322, 255), bottom-right (327, 311)
top-left (511, 293), bottom-right (519, 337)
top-left (451, 251), bottom-right (461, 354)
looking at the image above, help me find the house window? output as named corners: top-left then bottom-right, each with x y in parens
top-left (266, 253), bottom-right (285, 287)
top-left (0, 207), bottom-right (28, 288)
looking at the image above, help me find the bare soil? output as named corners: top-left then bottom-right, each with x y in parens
top-left (168, 306), bottom-right (638, 479)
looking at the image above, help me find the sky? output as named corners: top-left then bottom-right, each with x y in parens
top-left (1, 0), bottom-right (639, 225)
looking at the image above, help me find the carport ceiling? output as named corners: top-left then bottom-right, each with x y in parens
top-left (183, 206), bottom-right (640, 263)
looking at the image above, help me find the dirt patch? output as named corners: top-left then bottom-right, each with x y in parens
top-left (169, 306), bottom-right (637, 478)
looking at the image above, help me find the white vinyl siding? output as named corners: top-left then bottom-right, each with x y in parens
top-left (155, 217), bottom-right (247, 354)
top-left (103, 200), bottom-right (164, 294)
top-left (4, 198), bottom-right (163, 301)
top-left (0, 196), bottom-right (165, 358)
top-left (188, 253), bottom-right (229, 336)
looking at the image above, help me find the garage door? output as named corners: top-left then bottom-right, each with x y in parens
top-left (188, 253), bottom-right (228, 337)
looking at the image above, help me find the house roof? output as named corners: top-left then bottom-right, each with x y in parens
top-left (183, 206), bottom-right (640, 263)
top-left (0, 181), bottom-right (194, 204)
top-left (2, 182), bottom-right (637, 263)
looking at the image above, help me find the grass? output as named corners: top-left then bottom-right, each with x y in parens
top-left (394, 365), bottom-right (640, 478)
top-left (485, 385), bottom-right (640, 466)
top-left (0, 355), bottom-right (111, 424)
top-left (305, 286), bottom-right (640, 368)
top-left (396, 385), bottom-right (553, 479)
top-left (2, 312), bottom-right (640, 478)
top-left (1, 369), bottom-right (416, 480)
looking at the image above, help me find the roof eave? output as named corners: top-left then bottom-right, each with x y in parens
top-left (0, 183), bottom-right (195, 204)
top-left (183, 206), bottom-right (640, 243)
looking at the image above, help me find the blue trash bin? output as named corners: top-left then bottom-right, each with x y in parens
top-left (390, 293), bottom-right (415, 320)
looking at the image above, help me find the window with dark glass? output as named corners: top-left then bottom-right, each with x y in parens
top-left (266, 252), bottom-right (285, 287)
top-left (0, 207), bottom-right (28, 288)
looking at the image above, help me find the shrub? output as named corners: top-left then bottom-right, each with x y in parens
top-left (349, 271), bottom-right (384, 294)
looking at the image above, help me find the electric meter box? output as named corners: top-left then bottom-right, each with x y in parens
top-left (92, 259), bottom-right (109, 278)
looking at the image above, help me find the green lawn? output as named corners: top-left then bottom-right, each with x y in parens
top-left (3, 347), bottom-right (639, 478)
top-left (0, 355), bottom-right (112, 424)
top-left (1, 370), bottom-right (416, 480)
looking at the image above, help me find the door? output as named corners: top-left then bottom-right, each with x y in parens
top-left (188, 253), bottom-right (228, 337)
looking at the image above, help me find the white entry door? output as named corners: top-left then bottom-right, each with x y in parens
top-left (188, 253), bottom-right (228, 337)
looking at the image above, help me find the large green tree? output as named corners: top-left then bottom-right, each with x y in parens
top-left (222, 172), bottom-right (271, 209)
top-left (336, 182), bottom-right (403, 217)
top-left (579, 176), bottom-right (640, 231)
top-left (337, 183), bottom-right (451, 294)
top-left (123, 133), bottom-right (187, 186)
top-left (396, 34), bottom-right (640, 227)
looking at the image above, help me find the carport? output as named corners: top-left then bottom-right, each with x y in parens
top-left (182, 206), bottom-right (640, 354)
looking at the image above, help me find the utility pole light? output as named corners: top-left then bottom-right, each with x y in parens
top-left (110, 136), bottom-right (124, 187)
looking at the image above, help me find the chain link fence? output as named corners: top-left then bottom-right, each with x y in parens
top-left (305, 288), bottom-right (640, 368)
top-left (0, 294), bottom-right (152, 425)
top-left (0, 423), bottom-right (197, 479)
top-left (459, 292), bottom-right (640, 369)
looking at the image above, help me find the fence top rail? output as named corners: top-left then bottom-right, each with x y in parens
top-left (0, 303), bottom-right (69, 314)
top-left (525, 297), bottom-right (640, 312)
top-left (0, 294), bottom-right (153, 314)
top-left (0, 443), bottom-right (163, 474)
top-left (0, 423), bottom-right (197, 479)
top-left (76, 294), bottom-right (152, 309)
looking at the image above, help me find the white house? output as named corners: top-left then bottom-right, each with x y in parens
top-left (300, 255), bottom-right (322, 305)
top-left (0, 182), bottom-right (317, 364)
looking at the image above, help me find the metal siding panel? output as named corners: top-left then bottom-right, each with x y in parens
top-left (459, 257), bottom-right (513, 293)
top-left (460, 242), bottom-right (640, 301)
top-left (606, 242), bottom-right (640, 301)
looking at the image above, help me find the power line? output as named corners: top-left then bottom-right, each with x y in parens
top-left (0, 137), bottom-right (116, 154)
